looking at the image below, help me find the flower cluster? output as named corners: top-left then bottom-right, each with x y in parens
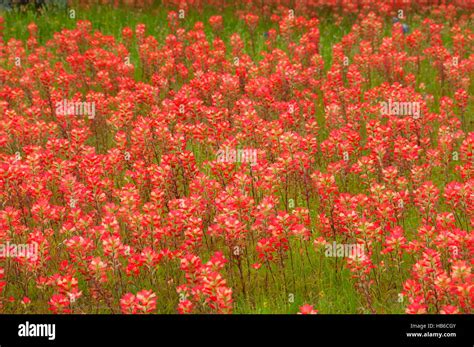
top-left (0, 1), bottom-right (472, 314)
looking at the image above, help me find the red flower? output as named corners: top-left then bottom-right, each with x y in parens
top-left (298, 304), bottom-right (318, 314)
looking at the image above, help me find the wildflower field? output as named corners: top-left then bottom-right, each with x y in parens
top-left (0, 0), bottom-right (472, 315)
